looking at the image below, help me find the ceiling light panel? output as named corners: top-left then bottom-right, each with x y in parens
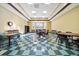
top-left (43, 11), bottom-right (47, 13)
top-left (32, 11), bottom-right (36, 13)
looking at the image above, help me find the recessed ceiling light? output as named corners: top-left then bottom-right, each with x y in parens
top-left (32, 11), bottom-right (36, 13)
top-left (43, 11), bottom-right (47, 13)
top-left (34, 16), bottom-right (37, 18)
top-left (42, 16), bottom-right (45, 18)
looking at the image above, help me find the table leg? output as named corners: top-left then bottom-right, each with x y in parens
top-left (63, 36), bottom-right (70, 48)
top-left (8, 36), bottom-right (11, 47)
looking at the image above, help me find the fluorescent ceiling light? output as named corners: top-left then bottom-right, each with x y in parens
top-left (32, 11), bottom-right (36, 13)
top-left (43, 11), bottom-right (47, 13)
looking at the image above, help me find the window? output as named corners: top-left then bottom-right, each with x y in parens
top-left (33, 22), bottom-right (44, 29)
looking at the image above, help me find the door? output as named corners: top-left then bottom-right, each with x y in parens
top-left (25, 26), bottom-right (30, 33)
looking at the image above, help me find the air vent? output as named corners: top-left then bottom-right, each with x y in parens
top-left (33, 3), bottom-right (39, 8)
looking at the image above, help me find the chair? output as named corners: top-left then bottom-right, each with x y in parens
top-left (66, 31), bottom-right (73, 45)
top-left (56, 31), bottom-right (70, 47)
top-left (55, 31), bottom-right (62, 42)
top-left (72, 37), bottom-right (79, 48)
top-left (57, 34), bottom-right (64, 44)
top-left (66, 31), bottom-right (72, 33)
top-left (52, 30), bottom-right (57, 34)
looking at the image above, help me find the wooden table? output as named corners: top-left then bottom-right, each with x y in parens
top-left (5, 33), bottom-right (17, 47)
top-left (58, 32), bottom-right (79, 37)
top-left (57, 32), bottom-right (79, 48)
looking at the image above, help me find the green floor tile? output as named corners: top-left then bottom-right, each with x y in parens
top-left (16, 50), bottom-right (24, 55)
top-left (2, 50), bottom-right (12, 55)
top-left (65, 50), bottom-right (75, 55)
top-left (54, 50), bottom-right (62, 55)
top-left (0, 33), bottom-right (78, 56)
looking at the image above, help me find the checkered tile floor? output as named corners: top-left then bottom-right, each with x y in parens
top-left (0, 33), bottom-right (79, 56)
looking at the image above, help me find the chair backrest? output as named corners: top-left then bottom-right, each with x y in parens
top-left (66, 31), bottom-right (72, 33)
top-left (52, 30), bottom-right (57, 34)
top-left (57, 31), bottom-right (62, 33)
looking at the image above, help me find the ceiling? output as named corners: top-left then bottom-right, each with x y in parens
top-left (0, 3), bottom-right (79, 21)
top-left (17, 3), bottom-right (61, 18)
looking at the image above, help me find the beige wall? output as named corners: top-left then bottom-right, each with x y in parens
top-left (0, 5), bottom-right (28, 33)
top-left (51, 6), bottom-right (79, 33)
